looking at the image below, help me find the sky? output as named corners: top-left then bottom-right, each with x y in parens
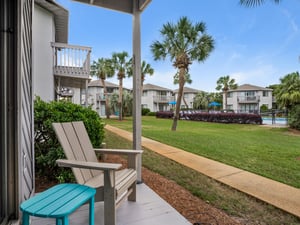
top-left (56, 0), bottom-right (300, 92)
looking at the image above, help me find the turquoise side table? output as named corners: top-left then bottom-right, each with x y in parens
top-left (20, 183), bottom-right (96, 225)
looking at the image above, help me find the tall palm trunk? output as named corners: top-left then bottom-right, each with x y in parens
top-left (182, 91), bottom-right (189, 109)
top-left (172, 68), bottom-right (185, 131)
top-left (118, 77), bottom-right (123, 121)
top-left (224, 91), bottom-right (228, 109)
top-left (101, 78), bottom-right (110, 119)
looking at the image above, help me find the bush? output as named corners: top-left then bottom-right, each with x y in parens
top-left (146, 112), bottom-right (156, 116)
top-left (142, 108), bottom-right (150, 116)
top-left (289, 104), bottom-right (300, 130)
top-left (34, 97), bottom-right (105, 182)
top-left (155, 110), bottom-right (262, 124)
top-left (260, 104), bottom-right (268, 112)
top-left (156, 111), bottom-right (174, 119)
top-left (182, 112), bottom-right (262, 124)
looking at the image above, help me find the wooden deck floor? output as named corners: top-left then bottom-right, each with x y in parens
top-left (30, 183), bottom-right (191, 225)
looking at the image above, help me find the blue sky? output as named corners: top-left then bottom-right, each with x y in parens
top-left (56, 0), bottom-right (300, 92)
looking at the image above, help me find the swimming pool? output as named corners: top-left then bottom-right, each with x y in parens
top-left (262, 117), bottom-right (288, 125)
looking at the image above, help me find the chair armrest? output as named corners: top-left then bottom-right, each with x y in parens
top-left (94, 148), bottom-right (143, 155)
top-left (56, 159), bottom-right (122, 171)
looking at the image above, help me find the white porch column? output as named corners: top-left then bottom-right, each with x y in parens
top-left (132, 0), bottom-right (142, 182)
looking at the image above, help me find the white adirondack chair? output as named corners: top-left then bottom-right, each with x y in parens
top-left (52, 121), bottom-right (143, 225)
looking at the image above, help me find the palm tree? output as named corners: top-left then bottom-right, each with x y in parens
top-left (239, 0), bottom-right (281, 7)
top-left (216, 75), bottom-right (238, 110)
top-left (193, 91), bottom-right (209, 110)
top-left (90, 58), bottom-right (114, 118)
top-left (151, 16), bottom-right (214, 131)
top-left (174, 71), bottom-right (192, 109)
top-left (122, 91), bottom-right (133, 116)
top-left (127, 59), bottom-right (154, 92)
top-left (109, 92), bottom-right (119, 116)
top-left (276, 72), bottom-right (300, 109)
top-left (111, 51), bottom-right (130, 121)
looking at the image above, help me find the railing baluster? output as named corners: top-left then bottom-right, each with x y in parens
top-left (51, 42), bottom-right (91, 78)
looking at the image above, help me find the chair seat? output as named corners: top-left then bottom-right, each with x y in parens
top-left (84, 168), bottom-right (137, 201)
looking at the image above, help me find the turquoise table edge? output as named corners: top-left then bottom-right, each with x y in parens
top-left (20, 183), bottom-right (96, 225)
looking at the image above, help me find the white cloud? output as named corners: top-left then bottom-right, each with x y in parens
top-left (231, 64), bottom-right (278, 87)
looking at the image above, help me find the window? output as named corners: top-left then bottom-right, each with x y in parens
top-left (227, 92), bottom-right (233, 98)
top-left (263, 91), bottom-right (269, 97)
top-left (227, 105), bottom-right (233, 110)
top-left (245, 91), bottom-right (255, 96)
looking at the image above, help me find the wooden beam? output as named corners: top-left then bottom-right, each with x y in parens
top-left (139, 0), bottom-right (151, 11)
top-left (73, 0), bottom-right (133, 14)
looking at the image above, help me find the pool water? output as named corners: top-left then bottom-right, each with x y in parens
top-left (262, 117), bottom-right (287, 125)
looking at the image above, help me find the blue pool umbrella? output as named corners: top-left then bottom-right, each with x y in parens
top-left (208, 101), bottom-right (221, 107)
top-left (169, 101), bottom-right (176, 105)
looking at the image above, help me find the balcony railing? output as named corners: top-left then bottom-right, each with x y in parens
top-left (52, 42), bottom-right (91, 79)
top-left (153, 95), bottom-right (174, 103)
top-left (237, 96), bottom-right (260, 103)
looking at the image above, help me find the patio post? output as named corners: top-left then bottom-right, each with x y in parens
top-left (132, 0), bottom-right (142, 182)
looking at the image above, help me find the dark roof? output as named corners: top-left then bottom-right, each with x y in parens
top-left (173, 86), bottom-right (201, 93)
top-left (228, 84), bottom-right (273, 92)
top-left (143, 83), bottom-right (173, 92)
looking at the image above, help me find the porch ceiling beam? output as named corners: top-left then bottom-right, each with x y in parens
top-left (73, 0), bottom-right (151, 14)
top-left (73, 0), bottom-right (133, 14)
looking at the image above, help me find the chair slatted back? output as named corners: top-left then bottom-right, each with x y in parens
top-left (52, 121), bottom-right (102, 184)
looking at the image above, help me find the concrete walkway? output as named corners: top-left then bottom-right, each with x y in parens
top-left (105, 125), bottom-right (300, 218)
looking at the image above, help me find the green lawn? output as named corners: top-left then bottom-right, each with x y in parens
top-left (105, 116), bottom-right (300, 188)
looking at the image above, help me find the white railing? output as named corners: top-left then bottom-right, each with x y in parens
top-left (237, 96), bottom-right (260, 102)
top-left (153, 95), bottom-right (174, 103)
top-left (52, 42), bottom-right (91, 78)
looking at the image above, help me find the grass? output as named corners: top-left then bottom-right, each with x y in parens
top-left (104, 129), bottom-right (300, 225)
top-left (105, 116), bottom-right (300, 188)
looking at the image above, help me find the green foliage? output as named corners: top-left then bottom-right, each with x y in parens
top-left (142, 108), bottom-right (151, 116)
top-left (276, 71), bottom-right (300, 109)
top-left (260, 104), bottom-right (268, 112)
top-left (289, 104), bottom-right (300, 130)
top-left (146, 112), bottom-right (156, 116)
top-left (109, 91), bottom-right (133, 117)
top-left (34, 97), bottom-right (105, 182)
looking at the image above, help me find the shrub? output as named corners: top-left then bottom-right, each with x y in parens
top-left (156, 111), bottom-right (174, 119)
top-left (34, 97), bottom-right (105, 182)
top-left (142, 108), bottom-right (150, 116)
top-left (289, 104), bottom-right (300, 130)
top-left (260, 104), bottom-right (268, 112)
top-left (182, 112), bottom-right (262, 124)
top-left (147, 112), bottom-right (156, 116)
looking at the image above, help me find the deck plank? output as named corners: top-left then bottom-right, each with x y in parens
top-left (30, 183), bottom-right (191, 225)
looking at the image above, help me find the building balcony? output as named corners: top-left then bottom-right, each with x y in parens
top-left (153, 95), bottom-right (174, 103)
top-left (52, 42), bottom-right (91, 89)
top-left (237, 96), bottom-right (260, 103)
top-left (96, 93), bottom-right (106, 102)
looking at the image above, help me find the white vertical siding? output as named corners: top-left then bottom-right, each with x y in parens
top-left (33, 4), bottom-right (55, 101)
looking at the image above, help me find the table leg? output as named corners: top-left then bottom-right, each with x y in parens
top-left (22, 212), bottom-right (30, 225)
top-left (56, 218), bottom-right (62, 225)
top-left (89, 196), bottom-right (95, 225)
top-left (56, 217), bottom-right (68, 225)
